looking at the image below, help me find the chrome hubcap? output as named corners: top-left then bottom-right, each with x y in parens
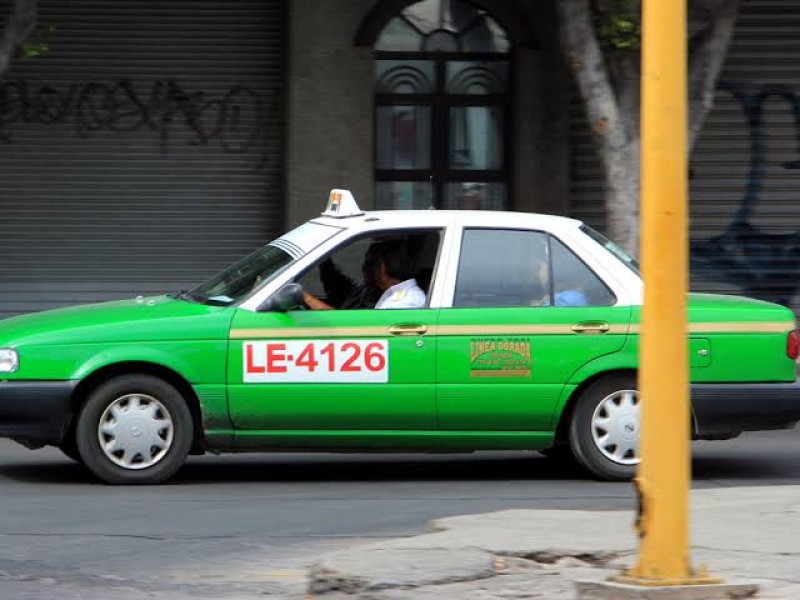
top-left (591, 389), bottom-right (641, 465)
top-left (97, 394), bottom-right (174, 470)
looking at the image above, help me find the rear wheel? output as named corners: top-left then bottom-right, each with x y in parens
top-left (76, 374), bottom-right (193, 485)
top-left (538, 445), bottom-right (576, 464)
top-left (568, 374), bottom-right (640, 481)
top-left (58, 435), bottom-right (82, 463)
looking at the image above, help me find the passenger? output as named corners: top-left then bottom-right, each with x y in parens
top-left (533, 258), bottom-right (589, 307)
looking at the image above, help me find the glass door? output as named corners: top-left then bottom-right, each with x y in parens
top-left (373, 0), bottom-right (511, 210)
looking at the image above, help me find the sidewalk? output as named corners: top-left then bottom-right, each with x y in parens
top-left (306, 485), bottom-right (800, 600)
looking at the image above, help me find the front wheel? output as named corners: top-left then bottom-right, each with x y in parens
top-left (568, 374), bottom-right (640, 481)
top-left (76, 374), bottom-right (193, 485)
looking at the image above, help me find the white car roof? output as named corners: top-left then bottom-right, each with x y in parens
top-left (243, 204), bottom-right (642, 311)
top-left (311, 209), bottom-right (584, 235)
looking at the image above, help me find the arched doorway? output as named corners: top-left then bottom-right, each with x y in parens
top-left (372, 0), bottom-right (511, 210)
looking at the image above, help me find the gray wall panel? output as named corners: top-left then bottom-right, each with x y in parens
top-left (0, 0), bottom-right (285, 317)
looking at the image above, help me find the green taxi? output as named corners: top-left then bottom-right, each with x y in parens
top-left (1, 190), bottom-right (798, 484)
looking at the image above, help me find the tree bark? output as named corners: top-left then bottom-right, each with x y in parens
top-left (557, 0), bottom-right (640, 253)
top-left (558, 0), bottom-right (739, 255)
top-left (605, 139), bottom-right (641, 256)
top-left (0, 0), bottom-right (38, 77)
top-left (688, 0), bottom-right (739, 149)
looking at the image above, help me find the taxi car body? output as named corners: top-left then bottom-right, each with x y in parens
top-left (1, 190), bottom-right (799, 484)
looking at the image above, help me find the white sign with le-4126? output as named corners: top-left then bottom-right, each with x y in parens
top-left (243, 340), bottom-right (389, 383)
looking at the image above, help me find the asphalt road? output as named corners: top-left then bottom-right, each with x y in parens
top-left (0, 429), bottom-right (798, 599)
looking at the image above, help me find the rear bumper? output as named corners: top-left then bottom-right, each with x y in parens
top-left (691, 381), bottom-right (800, 435)
top-left (0, 380), bottom-right (77, 447)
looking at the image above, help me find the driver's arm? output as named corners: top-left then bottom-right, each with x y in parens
top-left (319, 258), bottom-right (355, 308)
top-left (303, 291), bottom-right (335, 310)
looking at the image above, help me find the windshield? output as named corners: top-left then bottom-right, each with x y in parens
top-left (187, 245), bottom-right (295, 306)
top-left (186, 221), bottom-right (344, 306)
top-left (580, 225), bottom-right (641, 275)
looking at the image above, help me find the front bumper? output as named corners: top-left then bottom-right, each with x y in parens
top-left (691, 381), bottom-right (800, 436)
top-left (0, 380), bottom-right (77, 447)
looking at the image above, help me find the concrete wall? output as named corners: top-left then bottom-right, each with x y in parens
top-left (287, 0), bottom-right (375, 227)
top-left (287, 0), bottom-right (571, 225)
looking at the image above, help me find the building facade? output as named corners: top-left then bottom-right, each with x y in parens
top-left (0, 0), bottom-right (798, 317)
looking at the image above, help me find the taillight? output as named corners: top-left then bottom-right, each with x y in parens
top-left (787, 330), bottom-right (799, 360)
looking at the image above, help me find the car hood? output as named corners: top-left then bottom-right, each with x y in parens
top-left (0, 295), bottom-right (235, 346)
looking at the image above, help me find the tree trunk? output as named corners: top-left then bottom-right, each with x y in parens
top-left (688, 0), bottom-right (740, 149)
top-left (558, 0), bottom-right (740, 255)
top-left (0, 0), bottom-right (38, 78)
top-left (557, 0), bottom-right (640, 252)
top-left (605, 138), bottom-right (641, 257)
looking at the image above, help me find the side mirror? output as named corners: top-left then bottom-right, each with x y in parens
top-left (258, 283), bottom-right (305, 312)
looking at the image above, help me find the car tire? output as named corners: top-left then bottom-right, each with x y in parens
top-left (76, 374), bottom-right (193, 485)
top-left (58, 435), bottom-right (82, 463)
top-left (568, 374), bottom-right (640, 481)
top-left (538, 445), bottom-right (576, 464)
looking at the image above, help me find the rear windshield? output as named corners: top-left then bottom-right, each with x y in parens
top-left (580, 225), bottom-right (640, 275)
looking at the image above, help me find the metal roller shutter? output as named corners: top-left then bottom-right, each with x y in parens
top-left (568, 86), bottom-right (605, 232)
top-left (569, 0), bottom-right (800, 312)
top-left (689, 0), bottom-right (800, 312)
top-left (0, 0), bottom-right (285, 318)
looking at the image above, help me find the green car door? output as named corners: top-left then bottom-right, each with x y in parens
top-left (227, 307), bottom-right (436, 431)
top-left (225, 227), bottom-right (445, 433)
top-left (436, 228), bottom-right (631, 431)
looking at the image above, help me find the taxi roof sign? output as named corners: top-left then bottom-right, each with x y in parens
top-left (322, 189), bottom-right (365, 218)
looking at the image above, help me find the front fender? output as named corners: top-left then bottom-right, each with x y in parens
top-left (16, 341), bottom-right (227, 385)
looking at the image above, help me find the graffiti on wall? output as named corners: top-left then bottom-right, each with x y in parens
top-left (690, 80), bottom-right (800, 307)
top-left (0, 79), bottom-right (278, 162)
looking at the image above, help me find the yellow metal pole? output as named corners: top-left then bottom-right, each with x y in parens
top-left (616, 0), bottom-right (719, 587)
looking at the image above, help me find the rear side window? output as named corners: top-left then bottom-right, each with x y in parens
top-left (550, 237), bottom-right (616, 307)
top-left (454, 229), bottom-right (549, 307)
top-left (580, 224), bottom-right (640, 275)
top-left (453, 229), bottom-right (615, 308)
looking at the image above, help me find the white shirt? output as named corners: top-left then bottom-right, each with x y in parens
top-left (375, 279), bottom-right (427, 309)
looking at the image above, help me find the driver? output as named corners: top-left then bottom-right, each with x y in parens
top-left (373, 240), bottom-right (426, 309)
top-left (302, 242), bottom-right (382, 310)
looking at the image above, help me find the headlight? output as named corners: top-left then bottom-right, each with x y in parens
top-left (0, 348), bottom-right (19, 373)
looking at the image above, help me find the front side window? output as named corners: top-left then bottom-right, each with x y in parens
top-left (296, 229), bottom-right (442, 310)
top-left (453, 229), bottom-right (615, 308)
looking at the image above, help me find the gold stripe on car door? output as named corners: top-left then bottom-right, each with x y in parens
top-left (230, 327), bottom-right (391, 339)
top-left (230, 323), bottom-right (631, 339)
top-left (627, 322), bottom-right (795, 334)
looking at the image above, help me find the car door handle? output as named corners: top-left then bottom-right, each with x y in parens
top-left (571, 321), bottom-right (611, 334)
top-left (388, 324), bottom-right (428, 336)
